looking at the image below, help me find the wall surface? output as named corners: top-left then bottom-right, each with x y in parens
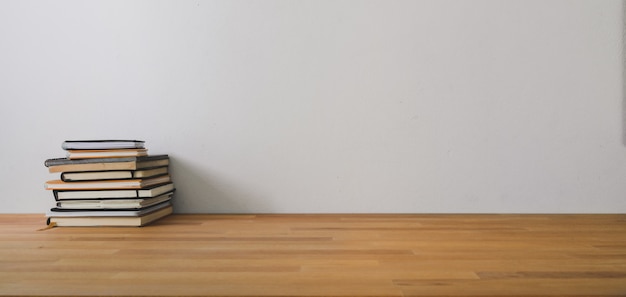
top-left (1, 0), bottom-right (624, 213)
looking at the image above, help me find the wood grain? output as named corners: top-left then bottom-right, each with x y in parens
top-left (1, 214), bottom-right (625, 296)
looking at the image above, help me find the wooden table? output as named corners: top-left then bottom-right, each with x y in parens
top-left (1, 214), bottom-right (626, 296)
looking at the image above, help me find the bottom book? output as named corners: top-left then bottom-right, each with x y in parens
top-left (46, 204), bottom-right (173, 227)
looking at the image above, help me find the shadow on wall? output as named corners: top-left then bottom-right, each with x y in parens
top-left (167, 155), bottom-right (272, 214)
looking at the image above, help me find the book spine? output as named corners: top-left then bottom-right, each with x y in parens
top-left (45, 157), bottom-right (138, 167)
top-left (61, 171), bottom-right (135, 182)
top-left (48, 162), bottom-right (138, 173)
top-left (45, 154), bottom-right (169, 166)
top-left (53, 189), bottom-right (142, 200)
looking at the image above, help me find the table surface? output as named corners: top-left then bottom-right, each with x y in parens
top-left (1, 213), bottom-right (626, 296)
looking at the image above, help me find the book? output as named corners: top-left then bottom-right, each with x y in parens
top-left (45, 175), bottom-right (171, 190)
top-left (55, 193), bottom-right (173, 210)
top-left (47, 205), bottom-right (173, 227)
top-left (62, 140), bottom-right (145, 150)
top-left (49, 200), bottom-right (171, 215)
top-left (53, 183), bottom-right (175, 200)
top-left (60, 166), bottom-right (168, 182)
top-left (45, 155), bottom-right (169, 173)
top-left (66, 149), bottom-right (148, 160)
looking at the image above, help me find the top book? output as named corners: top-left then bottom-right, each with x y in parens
top-left (62, 140), bottom-right (145, 150)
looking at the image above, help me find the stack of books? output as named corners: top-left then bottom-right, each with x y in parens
top-left (44, 140), bottom-right (175, 227)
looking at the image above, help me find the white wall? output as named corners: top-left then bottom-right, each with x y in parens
top-left (1, 0), bottom-right (624, 214)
